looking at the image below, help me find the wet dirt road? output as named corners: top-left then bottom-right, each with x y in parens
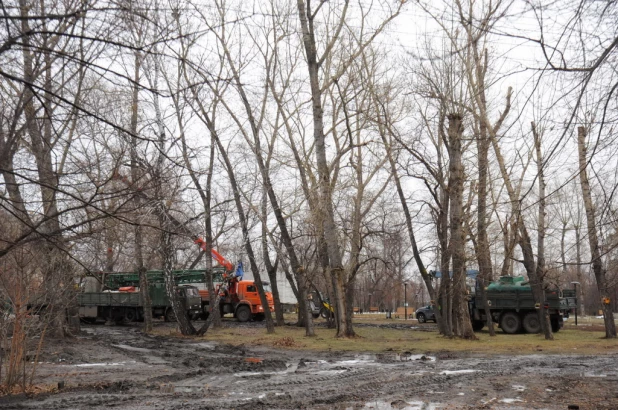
top-left (2, 322), bottom-right (618, 409)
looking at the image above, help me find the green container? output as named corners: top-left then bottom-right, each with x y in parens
top-left (486, 276), bottom-right (530, 292)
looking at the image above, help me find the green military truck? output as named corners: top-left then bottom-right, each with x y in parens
top-left (469, 276), bottom-right (570, 334)
top-left (79, 280), bottom-right (202, 323)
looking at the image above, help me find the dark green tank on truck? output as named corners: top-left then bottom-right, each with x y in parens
top-left (469, 276), bottom-right (573, 334)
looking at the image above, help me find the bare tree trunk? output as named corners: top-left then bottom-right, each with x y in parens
top-left (160, 215), bottom-right (195, 336)
top-left (149, 47), bottom-right (196, 335)
top-left (262, 191), bottom-right (285, 326)
top-left (129, 50), bottom-right (152, 332)
top-left (446, 114), bottom-right (475, 340)
top-left (575, 225), bottom-right (584, 312)
top-left (0, 154), bottom-right (33, 234)
top-left (300, 280), bottom-right (315, 337)
top-left (437, 152), bottom-right (453, 336)
top-left (211, 132), bottom-right (275, 334)
top-left (296, 0), bottom-right (350, 337)
top-left (377, 110), bottom-right (444, 334)
top-left (176, 90), bottom-right (220, 329)
top-left (533, 122), bottom-right (553, 340)
top-left (205, 143), bottom-right (221, 329)
top-left (561, 222), bottom-right (567, 274)
top-left (475, 116), bottom-right (496, 336)
top-left (491, 111), bottom-right (552, 339)
top-left (268, 61), bottom-right (326, 335)
top-left (173, 17), bottom-right (222, 330)
top-left (210, 0), bottom-right (303, 335)
top-left (138, 266), bottom-right (152, 331)
top-left (20, 0), bottom-right (67, 338)
top-left (577, 126), bottom-right (617, 338)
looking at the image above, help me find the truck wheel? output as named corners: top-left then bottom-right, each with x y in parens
top-left (125, 309), bottom-right (138, 322)
top-left (417, 313), bottom-right (426, 323)
top-left (551, 318), bottom-right (561, 333)
top-left (500, 312), bottom-right (522, 334)
top-left (523, 312), bottom-right (541, 334)
top-left (320, 307), bottom-right (333, 319)
top-left (472, 320), bottom-right (484, 332)
top-left (312, 313), bottom-right (320, 319)
top-left (164, 308), bottom-right (176, 322)
top-left (236, 306), bottom-right (251, 322)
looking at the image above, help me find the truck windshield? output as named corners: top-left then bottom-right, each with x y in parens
top-left (262, 282), bottom-right (272, 293)
top-left (184, 288), bottom-right (199, 297)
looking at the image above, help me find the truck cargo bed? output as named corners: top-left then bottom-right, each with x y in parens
top-left (78, 292), bottom-right (141, 306)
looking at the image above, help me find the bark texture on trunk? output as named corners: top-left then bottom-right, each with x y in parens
top-left (446, 114), bottom-right (475, 339)
top-left (269, 81), bottom-right (317, 334)
top-left (491, 125), bottom-right (552, 338)
top-left (296, 0), bottom-right (349, 337)
top-left (160, 218), bottom-right (196, 335)
top-left (138, 266), bottom-right (152, 332)
top-left (577, 126), bottom-right (617, 338)
top-left (262, 191), bottom-right (285, 326)
top-left (475, 117), bottom-right (496, 336)
top-left (533, 122), bottom-right (552, 340)
top-left (129, 50), bottom-right (152, 332)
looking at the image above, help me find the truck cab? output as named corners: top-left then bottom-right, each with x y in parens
top-left (176, 285), bottom-right (203, 320)
top-left (199, 279), bottom-right (274, 322)
top-left (234, 281), bottom-right (274, 321)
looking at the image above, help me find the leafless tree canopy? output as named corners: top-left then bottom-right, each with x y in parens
top-left (1, 0), bottom-right (618, 361)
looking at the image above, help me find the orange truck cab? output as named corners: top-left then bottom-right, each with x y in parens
top-left (199, 278), bottom-right (274, 322)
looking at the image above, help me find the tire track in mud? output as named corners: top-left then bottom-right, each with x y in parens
top-left (5, 323), bottom-right (618, 410)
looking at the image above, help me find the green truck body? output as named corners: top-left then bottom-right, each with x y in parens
top-left (469, 276), bottom-right (572, 334)
top-left (79, 277), bottom-right (203, 323)
top-left (101, 269), bottom-right (225, 289)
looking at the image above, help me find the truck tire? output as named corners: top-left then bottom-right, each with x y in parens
top-left (312, 312), bottom-right (320, 319)
top-left (236, 305), bottom-right (251, 322)
top-left (320, 307), bottom-right (333, 319)
top-left (125, 308), bottom-right (138, 322)
top-left (500, 312), bottom-right (522, 334)
top-left (523, 312), bottom-right (541, 334)
top-left (551, 318), bottom-right (561, 333)
top-left (472, 320), bottom-right (484, 332)
top-left (164, 308), bottom-right (176, 322)
top-left (417, 313), bottom-right (426, 323)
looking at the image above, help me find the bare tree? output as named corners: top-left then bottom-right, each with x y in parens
top-left (577, 126), bottom-right (617, 338)
top-left (296, 0), bottom-right (403, 337)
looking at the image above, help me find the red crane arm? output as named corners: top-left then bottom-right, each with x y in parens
top-left (193, 237), bottom-right (234, 272)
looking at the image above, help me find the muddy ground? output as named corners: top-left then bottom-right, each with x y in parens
top-left (2, 321), bottom-right (618, 410)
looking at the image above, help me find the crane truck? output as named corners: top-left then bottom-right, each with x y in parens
top-left (199, 276), bottom-right (274, 322)
top-left (192, 237), bottom-right (275, 321)
top-left (78, 234), bottom-right (274, 323)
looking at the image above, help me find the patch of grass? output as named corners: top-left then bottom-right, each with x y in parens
top-left (199, 323), bottom-right (618, 356)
